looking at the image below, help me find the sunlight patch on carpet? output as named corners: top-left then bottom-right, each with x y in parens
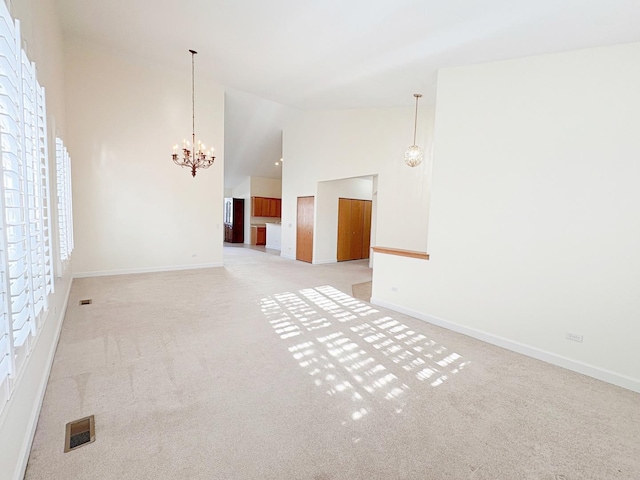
top-left (260, 285), bottom-right (470, 424)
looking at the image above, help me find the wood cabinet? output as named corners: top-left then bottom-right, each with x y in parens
top-left (251, 225), bottom-right (266, 245)
top-left (337, 198), bottom-right (372, 261)
top-left (251, 197), bottom-right (281, 217)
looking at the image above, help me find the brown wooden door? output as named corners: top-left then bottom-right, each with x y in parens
top-left (296, 196), bottom-right (314, 263)
top-left (337, 198), bottom-right (351, 261)
top-left (350, 199), bottom-right (365, 260)
top-left (362, 200), bottom-right (372, 259)
top-left (337, 198), bottom-right (372, 261)
top-left (232, 198), bottom-right (244, 243)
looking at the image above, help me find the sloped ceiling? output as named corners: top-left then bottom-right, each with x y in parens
top-left (55, 0), bottom-right (640, 188)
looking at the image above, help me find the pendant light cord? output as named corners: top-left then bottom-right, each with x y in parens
top-left (413, 94), bottom-right (419, 145)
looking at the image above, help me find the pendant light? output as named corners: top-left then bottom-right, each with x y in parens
top-left (404, 93), bottom-right (423, 167)
top-left (171, 49), bottom-right (215, 177)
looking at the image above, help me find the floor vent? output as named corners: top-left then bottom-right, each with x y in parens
top-left (79, 299), bottom-right (92, 306)
top-left (64, 415), bottom-right (95, 452)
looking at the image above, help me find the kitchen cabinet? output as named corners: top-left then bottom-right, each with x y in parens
top-left (251, 225), bottom-right (266, 245)
top-left (251, 197), bottom-right (281, 217)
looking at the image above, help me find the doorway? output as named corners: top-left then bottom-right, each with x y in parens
top-left (296, 196), bottom-right (314, 263)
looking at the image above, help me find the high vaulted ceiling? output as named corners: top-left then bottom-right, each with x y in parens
top-left (56, 0), bottom-right (640, 110)
top-left (55, 0), bottom-right (640, 189)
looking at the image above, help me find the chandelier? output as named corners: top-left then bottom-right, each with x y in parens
top-left (172, 49), bottom-right (215, 177)
top-left (404, 93), bottom-right (423, 167)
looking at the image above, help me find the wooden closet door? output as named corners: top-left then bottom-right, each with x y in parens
top-left (338, 198), bottom-right (373, 261)
top-left (362, 200), bottom-right (372, 259)
top-left (349, 200), bottom-right (365, 260)
top-left (337, 198), bottom-right (352, 261)
top-left (296, 196), bottom-right (314, 263)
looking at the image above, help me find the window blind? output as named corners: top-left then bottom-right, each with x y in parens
top-left (56, 137), bottom-right (73, 265)
top-left (0, 1), bottom-right (57, 414)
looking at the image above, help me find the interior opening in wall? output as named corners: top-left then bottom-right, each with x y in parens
top-left (222, 91), bottom-right (286, 262)
top-left (315, 175), bottom-right (378, 267)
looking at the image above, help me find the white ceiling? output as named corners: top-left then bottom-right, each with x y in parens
top-left (55, 0), bottom-right (640, 188)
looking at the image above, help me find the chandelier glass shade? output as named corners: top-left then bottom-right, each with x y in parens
top-left (172, 50), bottom-right (215, 177)
top-left (404, 93), bottom-right (424, 167)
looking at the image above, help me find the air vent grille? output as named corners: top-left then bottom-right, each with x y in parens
top-left (65, 415), bottom-right (95, 452)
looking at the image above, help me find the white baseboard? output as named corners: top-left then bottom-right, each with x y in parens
top-left (265, 243), bottom-right (282, 251)
top-left (280, 253), bottom-right (296, 260)
top-left (73, 262), bottom-right (223, 278)
top-left (12, 279), bottom-right (72, 480)
top-left (312, 259), bottom-right (337, 265)
top-left (370, 297), bottom-right (640, 394)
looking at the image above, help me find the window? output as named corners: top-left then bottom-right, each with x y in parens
top-left (55, 137), bottom-right (73, 265)
top-left (0, 1), bottom-right (56, 414)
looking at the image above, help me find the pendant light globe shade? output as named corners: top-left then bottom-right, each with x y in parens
top-left (404, 93), bottom-right (424, 167)
top-left (404, 145), bottom-right (424, 167)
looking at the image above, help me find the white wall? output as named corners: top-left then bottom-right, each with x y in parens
top-left (373, 42), bottom-right (640, 392)
top-left (65, 39), bottom-right (225, 276)
top-left (315, 177), bottom-right (373, 264)
top-left (224, 88), bottom-right (289, 188)
top-left (282, 106), bottom-right (433, 260)
top-left (0, 1), bottom-right (74, 479)
top-left (251, 176), bottom-right (281, 198)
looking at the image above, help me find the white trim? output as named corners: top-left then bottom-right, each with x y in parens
top-left (312, 259), bottom-right (337, 265)
top-left (280, 253), bottom-right (296, 260)
top-left (73, 262), bottom-right (223, 279)
top-left (371, 297), bottom-right (640, 394)
top-left (12, 278), bottom-right (72, 480)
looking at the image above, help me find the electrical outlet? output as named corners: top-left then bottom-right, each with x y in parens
top-left (566, 332), bottom-right (583, 343)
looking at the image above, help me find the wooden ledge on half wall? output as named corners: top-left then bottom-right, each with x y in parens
top-left (371, 246), bottom-right (429, 260)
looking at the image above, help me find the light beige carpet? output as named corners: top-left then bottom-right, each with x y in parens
top-left (26, 247), bottom-right (640, 479)
top-left (351, 281), bottom-right (372, 302)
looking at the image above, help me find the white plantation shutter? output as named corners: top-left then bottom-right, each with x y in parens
top-left (0, 2), bottom-right (58, 413)
top-left (37, 85), bottom-right (53, 296)
top-left (0, 268), bottom-right (12, 408)
top-left (0, 0), bottom-right (20, 407)
top-left (1, 17), bottom-right (36, 368)
top-left (56, 138), bottom-right (73, 264)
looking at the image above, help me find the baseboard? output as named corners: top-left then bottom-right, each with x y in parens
top-left (73, 262), bottom-right (224, 278)
top-left (312, 259), bottom-right (337, 265)
top-left (265, 244), bottom-right (282, 251)
top-left (12, 278), bottom-right (72, 480)
top-left (280, 253), bottom-right (296, 260)
top-left (370, 297), bottom-right (640, 394)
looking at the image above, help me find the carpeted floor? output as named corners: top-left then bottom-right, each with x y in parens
top-left (351, 281), bottom-right (372, 302)
top-left (26, 247), bottom-right (640, 479)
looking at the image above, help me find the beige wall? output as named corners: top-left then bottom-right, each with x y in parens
top-left (281, 106), bottom-right (434, 261)
top-left (64, 38), bottom-right (225, 276)
top-left (373, 42), bottom-right (640, 392)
